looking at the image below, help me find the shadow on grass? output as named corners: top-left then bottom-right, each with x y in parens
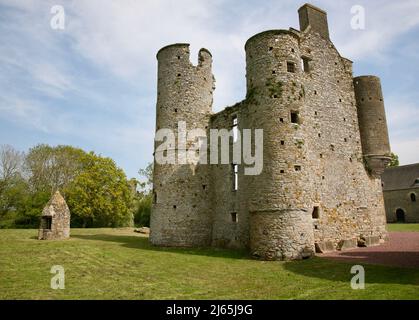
top-left (72, 233), bottom-right (250, 260)
top-left (72, 233), bottom-right (419, 286)
top-left (282, 255), bottom-right (419, 286)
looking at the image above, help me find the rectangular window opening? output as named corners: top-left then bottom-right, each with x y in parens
top-left (291, 111), bottom-right (299, 124)
top-left (231, 212), bottom-right (238, 223)
top-left (287, 61), bottom-right (296, 73)
top-left (232, 164), bottom-right (238, 191)
top-left (42, 217), bottom-right (52, 230)
top-left (301, 57), bottom-right (310, 72)
top-left (312, 206), bottom-right (320, 219)
top-left (232, 115), bottom-right (238, 143)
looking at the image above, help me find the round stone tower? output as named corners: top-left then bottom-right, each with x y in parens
top-left (243, 30), bottom-right (315, 260)
top-left (354, 76), bottom-right (391, 177)
top-left (150, 44), bottom-right (215, 247)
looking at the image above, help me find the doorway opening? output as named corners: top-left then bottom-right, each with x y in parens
top-left (396, 208), bottom-right (405, 223)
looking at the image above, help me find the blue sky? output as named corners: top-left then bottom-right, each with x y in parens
top-left (0, 0), bottom-right (418, 179)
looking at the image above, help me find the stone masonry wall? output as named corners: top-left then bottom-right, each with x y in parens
top-left (384, 188), bottom-right (419, 223)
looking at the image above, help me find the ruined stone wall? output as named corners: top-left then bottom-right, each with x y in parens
top-left (208, 27), bottom-right (388, 258)
top-left (384, 188), bottom-right (419, 223)
top-left (150, 44), bottom-right (215, 247)
top-left (151, 4), bottom-right (390, 259)
top-left (209, 102), bottom-right (251, 249)
top-left (297, 30), bottom-right (387, 251)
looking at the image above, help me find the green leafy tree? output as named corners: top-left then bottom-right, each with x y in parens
top-left (133, 163), bottom-right (153, 227)
top-left (0, 144), bottom-right (135, 229)
top-left (66, 152), bottom-right (133, 228)
top-left (24, 144), bottom-right (86, 194)
top-left (0, 145), bottom-right (29, 227)
top-left (388, 152), bottom-right (399, 167)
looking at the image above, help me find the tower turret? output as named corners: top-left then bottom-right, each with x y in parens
top-left (244, 31), bottom-right (315, 260)
top-left (354, 76), bottom-right (391, 177)
top-left (150, 44), bottom-right (215, 247)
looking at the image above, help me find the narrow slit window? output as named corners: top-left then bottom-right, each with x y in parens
top-left (411, 193), bottom-right (416, 202)
top-left (231, 212), bottom-right (238, 223)
top-left (232, 164), bottom-right (238, 191)
top-left (232, 115), bottom-right (238, 143)
top-left (312, 207), bottom-right (320, 219)
top-left (153, 192), bottom-right (157, 204)
top-left (291, 111), bottom-right (299, 124)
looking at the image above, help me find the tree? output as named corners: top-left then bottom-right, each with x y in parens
top-left (65, 152), bottom-right (133, 228)
top-left (138, 162), bottom-right (153, 190)
top-left (133, 163), bottom-right (153, 227)
top-left (388, 152), bottom-right (399, 167)
top-left (24, 144), bottom-right (85, 194)
top-left (0, 145), bottom-right (24, 182)
top-left (0, 145), bottom-right (27, 225)
top-left (0, 144), bottom-right (135, 229)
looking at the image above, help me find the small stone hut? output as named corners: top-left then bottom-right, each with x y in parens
top-left (38, 191), bottom-right (71, 240)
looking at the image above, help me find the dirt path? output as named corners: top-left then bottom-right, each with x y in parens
top-left (319, 232), bottom-right (419, 268)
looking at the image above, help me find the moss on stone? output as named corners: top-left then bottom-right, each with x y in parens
top-left (265, 77), bottom-right (284, 98)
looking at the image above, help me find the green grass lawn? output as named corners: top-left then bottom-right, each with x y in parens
top-left (387, 223), bottom-right (419, 232)
top-left (0, 228), bottom-right (418, 300)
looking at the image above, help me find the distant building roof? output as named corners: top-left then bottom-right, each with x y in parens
top-left (382, 163), bottom-right (419, 191)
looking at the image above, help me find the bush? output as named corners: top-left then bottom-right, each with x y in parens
top-left (134, 194), bottom-right (152, 227)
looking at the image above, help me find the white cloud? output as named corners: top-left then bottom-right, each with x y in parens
top-left (385, 96), bottom-right (419, 164)
top-left (1, 0), bottom-right (419, 175)
top-left (329, 0), bottom-right (419, 60)
top-left (391, 138), bottom-right (419, 165)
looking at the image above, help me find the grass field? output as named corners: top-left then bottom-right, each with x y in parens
top-left (387, 223), bottom-right (419, 232)
top-left (0, 228), bottom-right (418, 300)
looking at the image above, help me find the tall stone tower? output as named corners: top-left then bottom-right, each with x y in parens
top-left (354, 76), bottom-right (391, 176)
top-left (244, 30), bottom-right (315, 260)
top-left (150, 44), bottom-right (215, 246)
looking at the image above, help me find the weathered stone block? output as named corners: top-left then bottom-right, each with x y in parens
top-left (315, 241), bottom-right (335, 253)
top-left (337, 239), bottom-right (358, 251)
top-left (365, 236), bottom-right (380, 246)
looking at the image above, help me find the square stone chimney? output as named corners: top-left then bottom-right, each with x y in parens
top-left (298, 3), bottom-right (330, 40)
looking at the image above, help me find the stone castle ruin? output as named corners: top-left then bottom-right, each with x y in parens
top-left (38, 191), bottom-right (70, 240)
top-left (150, 4), bottom-right (391, 260)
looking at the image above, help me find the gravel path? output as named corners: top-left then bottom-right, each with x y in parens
top-left (319, 232), bottom-right (419, 268)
